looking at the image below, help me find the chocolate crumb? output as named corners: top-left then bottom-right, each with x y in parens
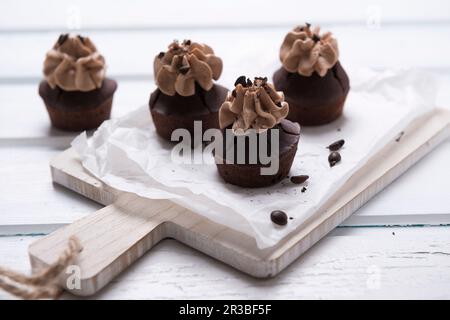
top-left (158, 51), bottom-right (165, 59)
top-left (301, 186), bottom-right (307, 193)
top-left (328, 151), bottom-right (341, 167)
top-left (270, 210), bottom-right (288, 226)
top-left (327, 139), bottom-right (345, 151)
top-left (395, 131), bottom-right (404, 142)
top-left (57, 33), bottom-right (69, 46)
top-left (289, 217), bottom-right (294, 220)
top-left (254, 76), bottom-right (268, 87)
top-left (234, 75), bottom-right (247, 87)
top-left (290, 175), bottom-right (309, 184)
top-left (179, 65), bottom-right (190, 75)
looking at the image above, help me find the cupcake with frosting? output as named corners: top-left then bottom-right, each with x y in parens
top-left (39, 34), bottom-right (117, 131)
top-left (273, 24), bottom-right (350, 126)
top-left (149, 39), bottom-right (228, 142)
top-left (215, 76), bottom-right (300, 188)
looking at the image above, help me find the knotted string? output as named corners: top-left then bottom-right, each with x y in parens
top-left (0, 236), bottom-right (82, 299)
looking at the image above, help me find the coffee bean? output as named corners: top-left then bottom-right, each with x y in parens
top-left (328, 151), bottom-right (341, 167)
top-left (234, 75), bottom-right (247, 87)
top-left (327, 139), bottom-right (345, 151)
top-left (290, 175), bottom-right (309, 184)
top-left (270, 210), bottom-right (288, 226)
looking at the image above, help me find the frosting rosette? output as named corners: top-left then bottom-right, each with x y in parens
top-left (219, 76), bottom-right (289, 134)
top-left (280, 24), bottom-right (339, 77)
top-left (154, 40), bottom-right (223, 96)
top-left (43, 34), bottom-right (106, 92)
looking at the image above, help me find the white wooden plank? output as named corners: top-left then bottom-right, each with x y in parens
top-left (0, 0), bottom-right (449, 30)
top-left (1, 227), bottom-right (449, 299)
top-left (0, 145), bottom-right (101, 229)
top-left (1, 25), bottom-right (450, 79)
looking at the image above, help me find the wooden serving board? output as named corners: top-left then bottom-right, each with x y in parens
top-left (28, 109), bottom-right (450, 297)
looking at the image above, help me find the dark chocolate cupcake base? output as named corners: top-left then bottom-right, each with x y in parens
top-left (216, 119), bottom-right (300, 188)
top-left (149, 83), bottom-right (228, 143)
top-left (39, 78), bottom-right (117, 131)
top-left (273, 62), bottom-right (350, 126)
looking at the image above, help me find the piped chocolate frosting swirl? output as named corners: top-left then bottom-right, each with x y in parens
top-left (280, 24), bottom-right (339, 77)
top-left (154, 40), bottom-right (223, 96)
top-left (43, 34), bottom-right (106, 92)
top-left (219, 76), bottom-right (289, 134)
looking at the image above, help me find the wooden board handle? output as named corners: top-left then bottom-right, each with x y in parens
top-left (28, 194), bottom-right (182, 296)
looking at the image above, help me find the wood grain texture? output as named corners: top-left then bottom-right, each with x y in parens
top-left (1, 0), bottom-right (449, 30)
top-left (4, 226), bottom-right (450, 299)
top-left (28, 109), bottom-right (450, 296)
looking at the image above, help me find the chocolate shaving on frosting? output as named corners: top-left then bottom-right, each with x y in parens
top-left (43, 34), bottom-right (106, 92)
top-left (280, 24), bottom-right (339, 77)
top-left (154, 40), bottom-right (223, 96)
top-left (219, 77), bottom-right (289, 134)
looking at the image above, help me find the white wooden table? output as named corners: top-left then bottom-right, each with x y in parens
top-left (1, 0), bottom-right (450, 299)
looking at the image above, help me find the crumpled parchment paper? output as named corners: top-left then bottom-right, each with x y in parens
top-left (72, 68), bottom-right (436, 248)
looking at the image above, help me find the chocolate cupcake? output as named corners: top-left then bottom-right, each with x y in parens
top-left (215, 76), bottom-right (300, 188)
top-left (149, 40), bottom-right (228, 142)
top-left (39, 34), bottom-right (117, 131)
top-left (273, 24), bottom-right (350, 126)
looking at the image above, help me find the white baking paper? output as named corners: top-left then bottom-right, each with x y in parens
top-left (72, 68), bottom-right (436, 249)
